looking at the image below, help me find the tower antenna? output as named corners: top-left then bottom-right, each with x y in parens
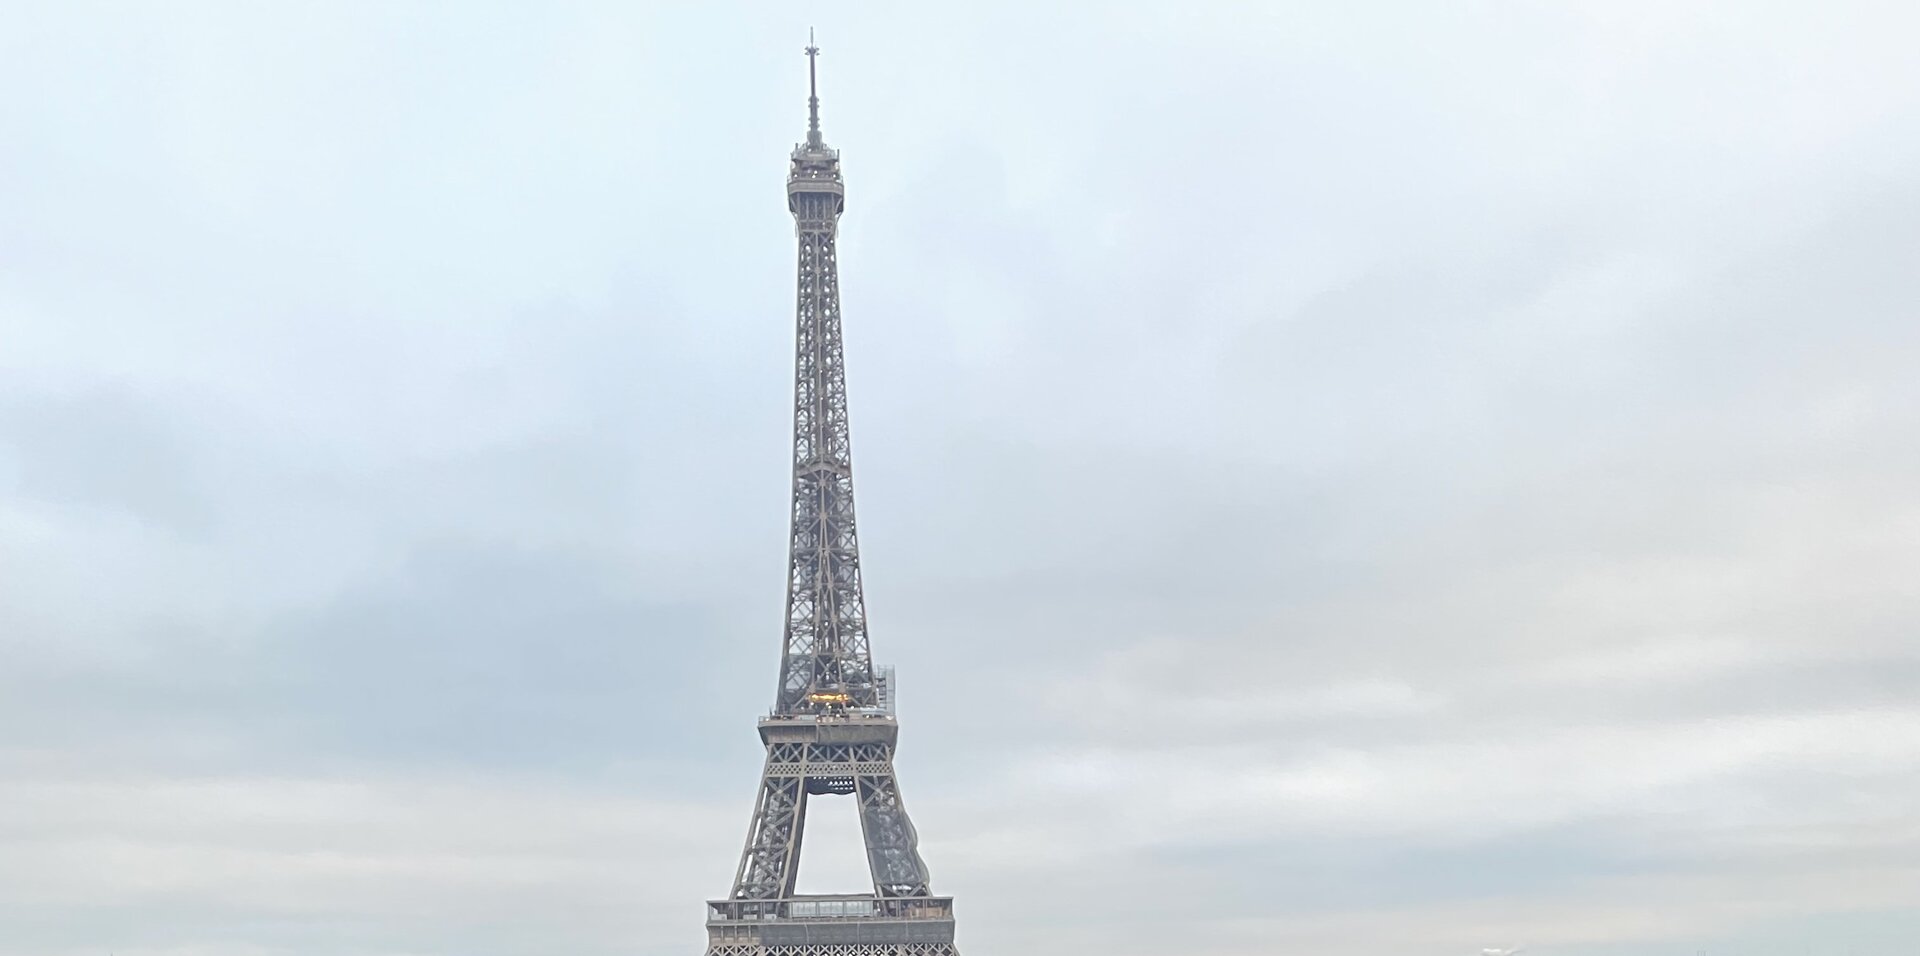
top-left (804, 29), bottom-right (822, 148)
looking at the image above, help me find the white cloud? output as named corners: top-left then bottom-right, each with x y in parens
top-left (3, 2), bottom-right (1919, 954)
top-left (0, 767), bottom-right (733, 955)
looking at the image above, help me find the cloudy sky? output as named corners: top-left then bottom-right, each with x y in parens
top-left (3, 2), bottom-right (1918, 955)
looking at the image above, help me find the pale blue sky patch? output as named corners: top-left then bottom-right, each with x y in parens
top-left (2, 3), bottom-right (1918, 955)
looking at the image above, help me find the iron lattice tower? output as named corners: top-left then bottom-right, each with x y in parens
top-left (701, 40), bottom-right (960, 956)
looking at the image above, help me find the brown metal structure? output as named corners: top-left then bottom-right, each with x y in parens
top-left (700, 38), bottom-right (960, 956)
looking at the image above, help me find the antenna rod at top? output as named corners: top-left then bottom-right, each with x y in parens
top-left (804, 29), bottom-right (822, 148)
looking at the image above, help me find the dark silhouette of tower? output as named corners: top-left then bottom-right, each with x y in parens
top-left (700, 39), bottom-right (960, 956)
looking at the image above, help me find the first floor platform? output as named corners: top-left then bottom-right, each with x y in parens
top-left (704, 894), bottom-right (956, 955)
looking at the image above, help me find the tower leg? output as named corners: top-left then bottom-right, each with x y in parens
top-left (856, 762), bottom-right (932, 898)
top-left (732, 756), bottom-right (808, 901)
top-left (706, 727), bottom-right (957, 955)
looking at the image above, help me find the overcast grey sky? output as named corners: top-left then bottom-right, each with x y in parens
top-left (3, 2), bottom-right (1919, 955)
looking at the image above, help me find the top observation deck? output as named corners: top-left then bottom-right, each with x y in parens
top-left (787, 36), bottom-right (845, 214)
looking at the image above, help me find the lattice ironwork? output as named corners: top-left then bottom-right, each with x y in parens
top-left (701, 39), bottom-right (958, 956)
top-left (729, 728), bottom-right (934, 902)
top-left (777, 97), bottom-right (872, 716)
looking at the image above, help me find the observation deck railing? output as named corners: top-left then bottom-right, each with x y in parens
top-left (707, 895), bottom-right (953, 923)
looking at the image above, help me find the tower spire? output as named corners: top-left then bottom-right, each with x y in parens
top-left (805, 30), bottom-right (823, 148)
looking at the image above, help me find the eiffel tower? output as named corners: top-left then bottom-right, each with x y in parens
top-left (700, 40), bottom-right (960, 956)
